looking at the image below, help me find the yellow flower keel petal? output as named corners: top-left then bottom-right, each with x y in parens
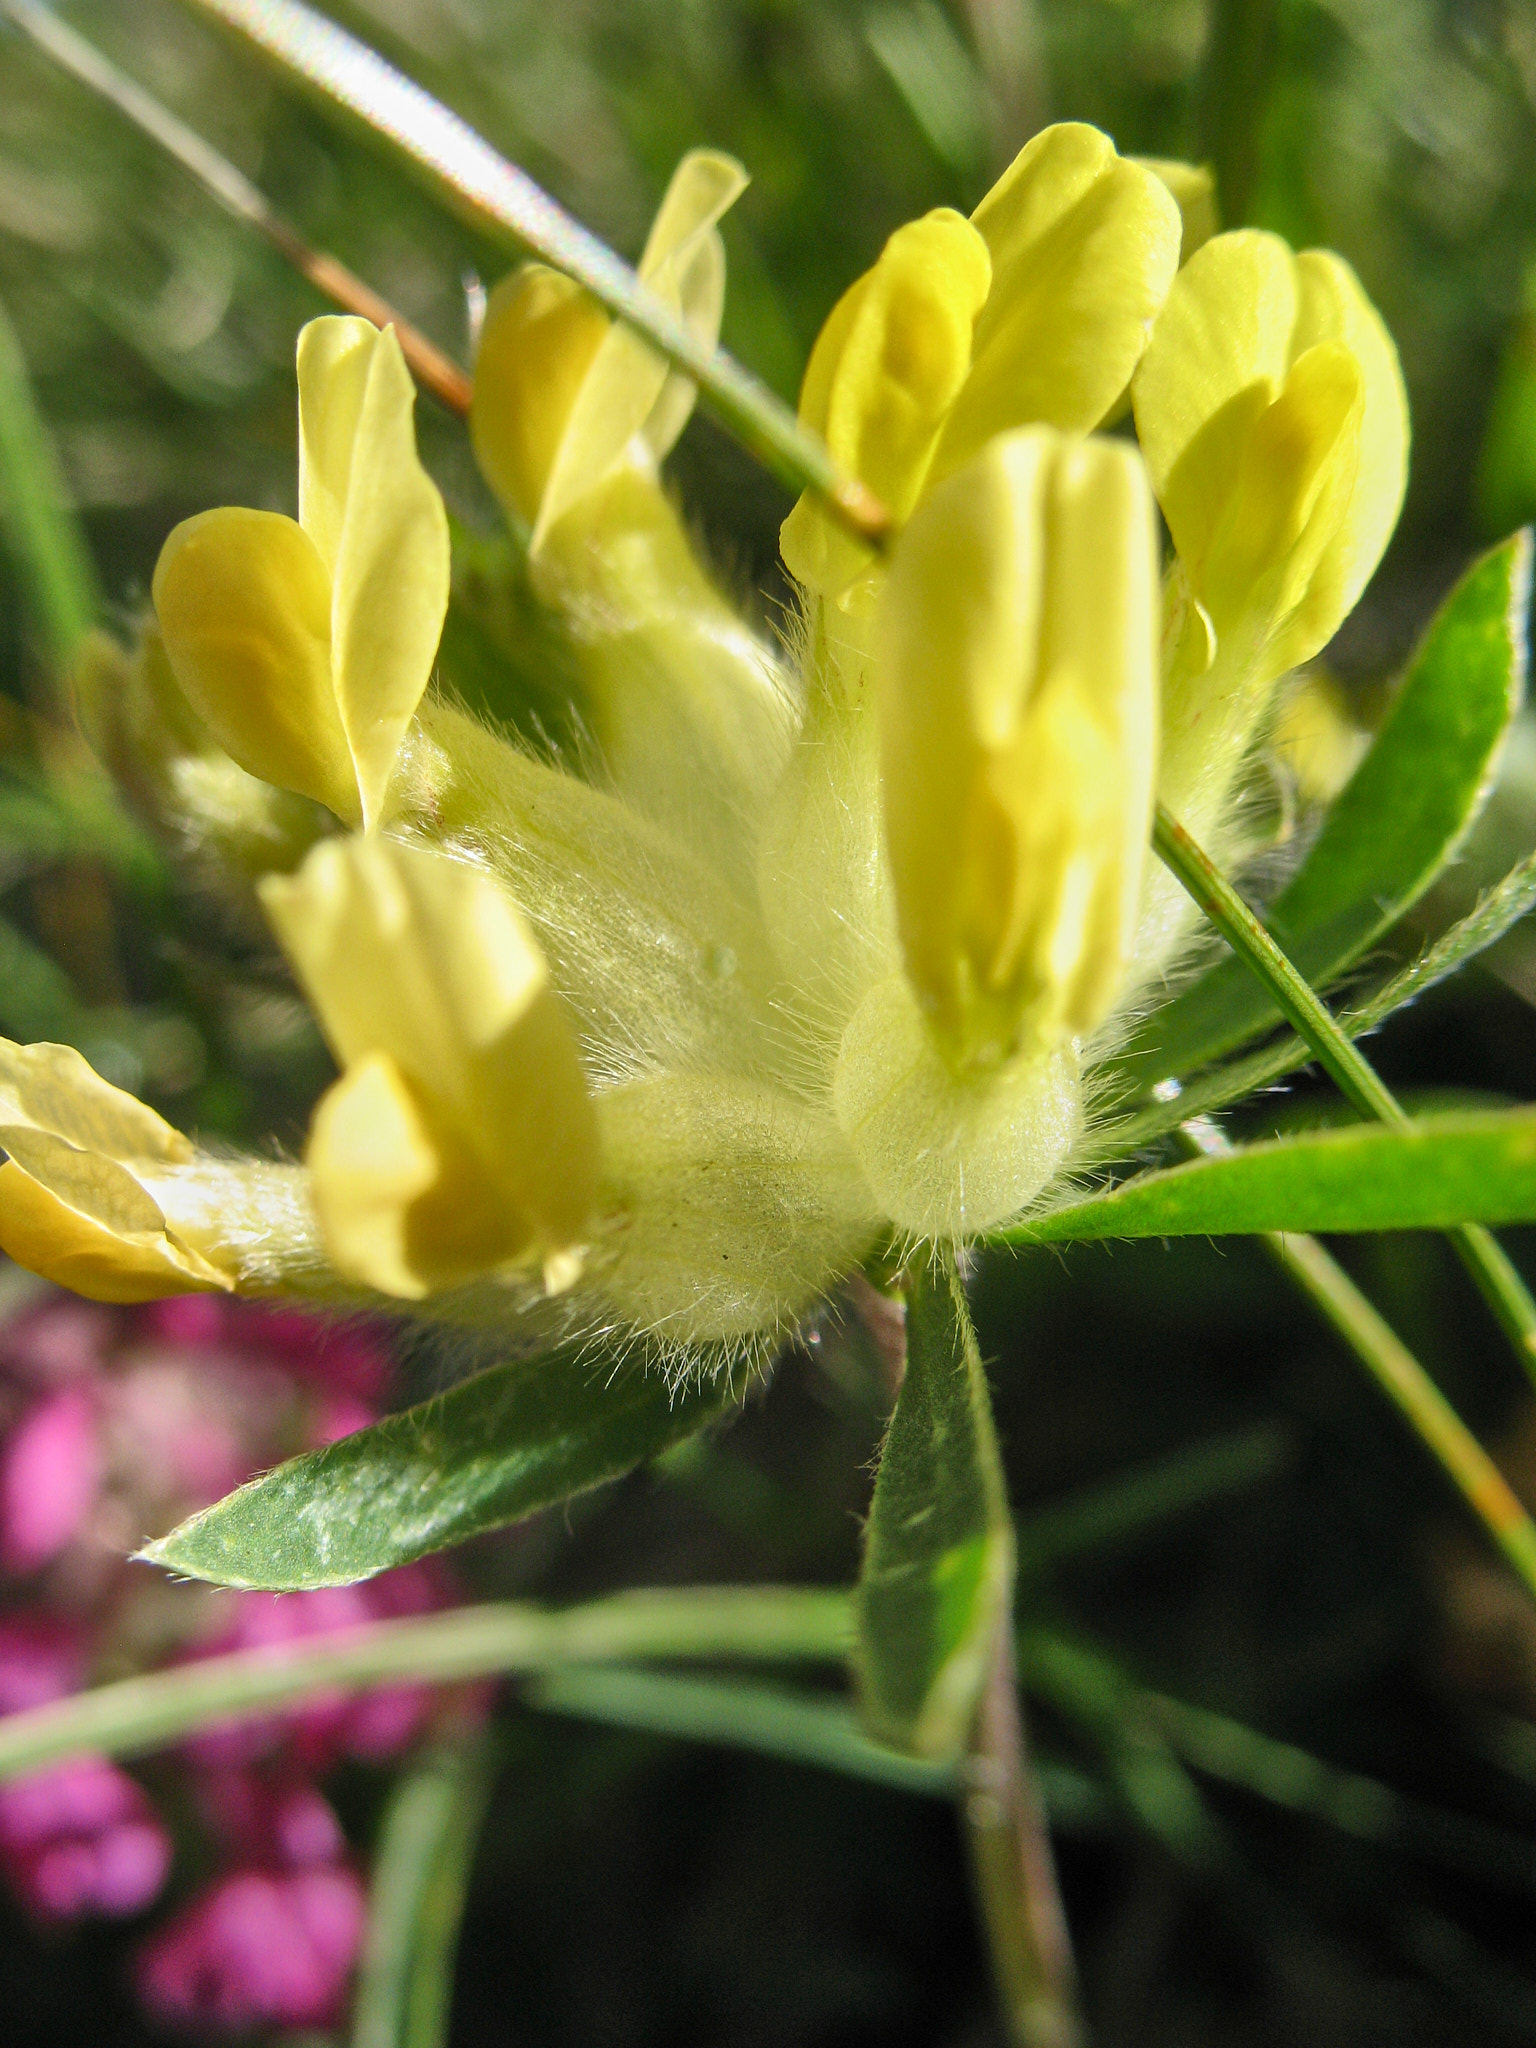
top-left (307, 1054), bottom-right (531, 1299)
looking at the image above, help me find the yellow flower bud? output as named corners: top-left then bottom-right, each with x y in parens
top-left (1132, 229), bottom-right (1408, 688)
top-left (871, 427), bottom-right (1160, 1072)
top-left (153, 317), bottom-right (450, 830)
top-left (933, 123), bottom-right (1182, 477)
top-left (778, 209), bottom-right (991, 597)
top-left (0, 1039), bottom-right (231, 1302)
top-left (471, 149), bottom-right (748, 547)
top-left (260, 837), bottom-right (599, 1300)
top-left (779, 123), bottom-right (1180, 600)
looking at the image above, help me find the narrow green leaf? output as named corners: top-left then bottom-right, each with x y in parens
top-left (1125, 534), bottom-right (1532, 1086)
top-left (1008, 1107), bottom-right (1536, 1246)
top-left (525, 1666), bottom-right (960, 1796)
top-left (353, 1734), bottom-right (496, 2048)
top-left (1106, 842), bottom-right (1536, 1159)
top-left (142, 1352), bottom-right (736, 1589)
top-left (854, 1252), bottom-right (1014, 1758)
top-left (0, 292), bottom-right (99, 675)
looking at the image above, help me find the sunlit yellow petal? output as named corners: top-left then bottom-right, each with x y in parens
top-left (0, 1157), bottom-right (230, 1303)
top-left (779, 207), bottom-right (990, 596)
top-left (1133, 157), bottom-right (1218, 263)
top-left (0, 1036), bottom-right (192, 1164)
top-left (262, 837), bottom-right (599, 1260)
top-left (470, 267), bottom-right (611, 524)
top-left (1290, 250), bottom-right (1410, 641)
top-left (317, 321), bottom-right (451, 829)
top-left (152, 507), bottom-right (359, 822)
top-left (307, 1051), bottom-right (531, 1299)
top-left (934, 124), bottom-right (1181, 475)
top-left (534, 150), bottom-right (748, 547)
top-left (296, 314), bottom-right (378, 578)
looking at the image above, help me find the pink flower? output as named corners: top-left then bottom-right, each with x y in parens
top-left (136, 1866), bottom-right (366, 2033)
top-left (0, 1756), bottom-right (171, 1921)
top-left (0, 1387), bottom-right (102, 1573)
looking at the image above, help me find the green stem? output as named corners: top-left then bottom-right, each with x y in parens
top-left (165, 0), bottom-right (890, 546)
top-left (0, 1587), bottom-right (851, 1781)
top-left (963, 1618), bottom-right (1085, 2048)
top-left (1171, 1121), bottom-right (1536, 1601)
top-left (1154, 804), bottom-right (1536, 1383)
top-left (1269, 1228), bottom-right (1536, 1598)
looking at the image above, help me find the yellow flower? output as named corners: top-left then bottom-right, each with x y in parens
top-left (781, 123), bottom-right (1183, 599)
top-left (0, 1039), bottom-right (231, 1302)
top-left (260, 836), bottom-right (599, 1301)
top-left (471, 149), bottom-right (748, 546)
top-left (870, 427), bottom-right (1160, 1072)
top-left (1133, 229), bottom-right (1408, 695)
top-left (152, 317), bottom-right (450, 830)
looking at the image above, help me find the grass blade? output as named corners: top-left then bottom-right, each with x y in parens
top-left (0, 291), bottom-right (98, 675)
top-left (352, 1734), bottom-right (496, 2048)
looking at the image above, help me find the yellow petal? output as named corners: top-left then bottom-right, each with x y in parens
top-left (152, 506), bottom-right (359, 822)
top-left (471, 266), bottom-right (611, 524)
top-left (307, 1052), bottom-right (531, 1299)
top-left (0, 1160), bottom-right (229, 1302)
top-left (779, 207), bottom-right (991, 596)
top-left (872, 427), bottom-right (1159, 1069)
top-left (261, 836), bottom-right (599, 1257)
top-left (933, 124), bottom-right (1181, 476)
top-left (1132, 229), bottom-right (1408, 677)
top-left (1131, 228), bottom-right (1300, 507)
top-left (533, 150), bottom-right (748, 548)
top-left (0, 1036), bottom-right (192, 1163)
top-left (1289, 250), bottom-right (1410, 645)
top-left (298, 318), bottom-right (451, 829)
top-left (1133, 157), bottom-right (1218, 263)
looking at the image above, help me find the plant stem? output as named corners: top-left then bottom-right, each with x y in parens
top-left (4, 0), bottom-right (473, 418)
top-left (167, 0), bottom-right (891, 546)
top-left (0, 1586), bottom-right (851, 1781)
top-left (1175, 1120), bottom-right (1536, 1602)
top-left (963, 1618), bottom-right (1085, 2048)
top-left (1154, 804), bottom-right (1536, 1386)
top-left (0, 291), bottom-right (99, 673)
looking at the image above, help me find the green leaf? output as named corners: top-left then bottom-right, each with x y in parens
top-left (1006, 1106), bottom-right (1536, 1245)
top-left (525, 1666), bottom-right (960, 1796)
top-left (142, 1351), bottom-right (736, 1589)
top-left (0, 292), bottom-right (99, 677)
top-left (352, 1734), bottom-right (496, 2048)
top-left (1125, 534), bottom-right (1532, 1087)
top-left (854, 1252), bottom-right (1014, 1758)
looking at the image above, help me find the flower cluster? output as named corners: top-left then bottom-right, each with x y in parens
top-left (0, 1289), bottom-right (463, 2033)
top-left (2, 126), bottom-right (1407, 1368)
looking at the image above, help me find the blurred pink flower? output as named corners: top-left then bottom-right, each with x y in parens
top-left (0, 1386), bottom-right (102, 1573)
top-left (136, 1865), bottom-right (366, 2033)
top-left (184, 1562), bottom-right (454, 1770)
top-left (0, 1754), bottom-right (171, 1921)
